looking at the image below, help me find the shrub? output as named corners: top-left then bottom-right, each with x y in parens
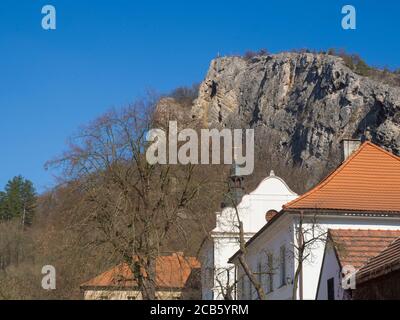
top-left (326, 48), bottom-right (400, 86)
top-left (169, 83), bottom-right (200, 107)
top-left (243, 48), bottom-right (269, 61)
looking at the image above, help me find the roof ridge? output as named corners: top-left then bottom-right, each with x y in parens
top-left (329, 228), bottom-right (400, 232)
top-left (328, 228), bottom-right (400, 271)
top-left (283, 141), bottom-right (400, 210)
top-left (382, 235), bottom-right (400, 249)
top-left (284, 142), bottom-right (370, 209)
top-left (364, 141), bottom-right (400, 162)
top-left (80, 254), bottom-right (200, 288)
top-left (327, 229), bottom-right (400, 243)
top-left (357, 236), bottom-right (400, 275)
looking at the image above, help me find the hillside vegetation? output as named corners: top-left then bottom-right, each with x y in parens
top-left (0, 50), bottom-right (399, 299)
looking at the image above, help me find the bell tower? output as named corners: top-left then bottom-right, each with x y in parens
top-left (221, 160), bottom-right (244, 208)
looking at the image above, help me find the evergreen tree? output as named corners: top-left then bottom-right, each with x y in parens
top-left (0, 191), bottom-right (8, 220)
top-left (0, 176), bottom-right (37, 226)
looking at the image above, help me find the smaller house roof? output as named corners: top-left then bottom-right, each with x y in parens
top-left (284, 142), bottom-right (400, 213)
top-left (80, 253), bottom-right (200, 290)
top-left (357, 236), bottom-right (400, 283)
top-left (328, 229), bottom-right (400, 270)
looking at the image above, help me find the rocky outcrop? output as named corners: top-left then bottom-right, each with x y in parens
top-left (191, 52), bottom-right (400, 182)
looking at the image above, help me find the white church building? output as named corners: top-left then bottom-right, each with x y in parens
top-left (229, 140), bottom-right (400, 300)
top-left (200, 167), bottom-right (298, 300)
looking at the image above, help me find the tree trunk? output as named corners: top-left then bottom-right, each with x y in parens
top-left (141, 277), bottom-right (156, 300)
top-left (21, 204), bottom-right (26, 229)
top-left (134, 258), bottom-right (157, 300)
top-left (292, 261), bottom-right (302, 300)
top-left (238, 255), bottom-right (266, 300)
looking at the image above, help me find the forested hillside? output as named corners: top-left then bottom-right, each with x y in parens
top-left (0, 50), bottom-right (399, 299)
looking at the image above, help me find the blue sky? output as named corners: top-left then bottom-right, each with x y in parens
top-left (0, 0), bottom-right (399, 193)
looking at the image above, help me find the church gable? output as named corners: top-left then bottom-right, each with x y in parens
top-left (214, 171), bottom-right (298, 234)
top-left (251, 170), bottom-right (297, 196)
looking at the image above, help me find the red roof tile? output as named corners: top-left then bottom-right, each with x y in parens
top-left (357, 236), bottom-right (400, 283)
top-left (284, 142), bottom-right (400, 212)
top-left (80, 253), bottom-right (200, 289)
top-left (328, 229), bottom-right (400, 270)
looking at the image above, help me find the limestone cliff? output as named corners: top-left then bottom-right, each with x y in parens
top-left (190, 52), bottom-right (400, 185)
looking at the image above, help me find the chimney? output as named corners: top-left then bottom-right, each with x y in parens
top-left (341, 138), bottom-right (361, 161)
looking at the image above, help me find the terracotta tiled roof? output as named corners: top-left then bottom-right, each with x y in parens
top-left (357, 236), bottom-right (400, 283)
top-left (80, 253), bottom-right (200, 289)
top-left (328, 229), bottom-right (400, 270)
top-left (284, 142), bottom-right (400, 212)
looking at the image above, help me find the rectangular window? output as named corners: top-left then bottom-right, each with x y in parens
top-left (267, 254), bottom-right (274, 293)
top-left (327, 278), bottom-right (335, 300)
top-left (257, 260), bottom-right (262, 286)
top-left (280, 246), bottom-right (286, 286)
top-left (261, 263), bottom-right (267, 291)
top-left (206, 267), bottom-right (214, 287)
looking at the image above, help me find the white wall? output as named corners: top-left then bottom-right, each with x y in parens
top-left (211, 234), bottom-right (254, 299)
top-left (316, 243), bottom-right (344, 300)
top-left (214, 174), bottom-right (298, 235)
top-left (297, 215), bottom-right (400, 300)
top-left (233, 213), bottom-right (400, 300)
top-left (202, 172), bottom-right (298, 300)
top-left (200, 239), bottom-right (214, 300)
top-left (235, 214), bottom-right (295, 300)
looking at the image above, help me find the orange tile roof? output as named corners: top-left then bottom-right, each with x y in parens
top-left (284, 142), bottom-right (400, 212)
top-left (357, 236), bottom-right (400, 283)
top-left (80, 253), bottom-right (200, 289)
top-left (328, 229), bottom-right (400, 270)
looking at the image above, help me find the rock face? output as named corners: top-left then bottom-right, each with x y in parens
top-left (191, 52), bottom-right (400, 184)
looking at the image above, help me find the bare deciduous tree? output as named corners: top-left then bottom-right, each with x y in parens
top-left (46, 96), bottom-right (209, 299)
top-left (291, 211), bottom-right (327, 300)
top-left (222, 182), bottom-right (267, 300)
